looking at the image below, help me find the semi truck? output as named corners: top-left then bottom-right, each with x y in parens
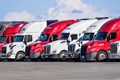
top-left (0, 22), bottom-right (28, 52)
top-left (41, 19), bottom-right (98, 61)
top-left (68, 18), bottom-right (112, 61)
top-left (26, 20), bottom-right (78, 61)
top-left (80, 18), bottom-right (120, 61)
top-left (1, 21), bottom-right (52, 61)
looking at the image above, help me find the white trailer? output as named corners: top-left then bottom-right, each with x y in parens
top-left (1, 21), bottom-right (52, 61)
top-left (41, 19), bottom-right (98, 60)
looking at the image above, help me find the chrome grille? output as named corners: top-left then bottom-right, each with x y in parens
top-left (44, 45), bottom-right (51, 54)
top-left (81, 45), bottom-right (87, 57)
top-left (110, 44), bottom-right (117, 53)
top-left (68, 44), bottom-right (75, 53)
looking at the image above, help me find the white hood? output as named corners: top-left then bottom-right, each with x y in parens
top-left (46, 40), bottom-right (67, 46)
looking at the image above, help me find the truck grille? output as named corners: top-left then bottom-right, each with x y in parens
top-left (110, 44), bottom-right (117, 53)
top-left (2, 47), bottom-right (6, 53)
top-left (44, 45), bottom-right (51, 54)
top-left (81, 45), bottom-right (87, 57)
top-left (25, 46), bottom-right (31, 56)
top-left (68, 44), bottom-right (75, 53)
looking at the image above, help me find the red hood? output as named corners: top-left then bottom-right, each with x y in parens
top-left (84, 40), bottom-right (106, 54)
top-left (29, 41), bottom-right (48, 47)
top-left (85, 40), bottom-right (105, 46)
top-left (28, 41), bottom-right (49, 54)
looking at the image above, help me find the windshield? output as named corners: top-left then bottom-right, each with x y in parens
top-left (0, 36), bottom-right (6, 42)
top-left (81, 33), bottom-right (94, 41)
top-left (95, 32), bottom-right (108, 40)
top-left (38, 34), bottom-right (49, 41)
top-left (14, 35), bottom-right (24, 42)
top-left (60, 33), bottom-right (70, 40)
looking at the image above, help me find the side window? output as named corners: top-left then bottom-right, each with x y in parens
top-left (25, 35), bottom-right (32, 42)
top-left (50, 35), bottom-right (58, 42)
top-left (71, 34), bottom-right (77, 41)
top-left (109, 32), bottom-right (116, 40)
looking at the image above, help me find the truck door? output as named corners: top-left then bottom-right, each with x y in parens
top-left (106, 32), bottom-right (117, 49)
top-left (24, 35), bottom-right (32, 45)
top-left (71, 34), bottom-right (77, 41)
top-left (50, 35), bottom-right (58, 42)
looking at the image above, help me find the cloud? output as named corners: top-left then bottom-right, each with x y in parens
top-left (3, 0), bottom-right (110, 21)
top-left (43, 0), bottom-right (110, 19)
top-left (4, 11), bottom-right (36, 21)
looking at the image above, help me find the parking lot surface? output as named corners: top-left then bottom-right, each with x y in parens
top-left (0, 62), bottom-right (120, 80)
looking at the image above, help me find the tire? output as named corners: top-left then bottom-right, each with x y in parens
top-left (15, 52), bottom-right (25, 61)
top-left (59, 51), bottom-right (68, 61)
top-left (96, 51), bottom-right (108, 62)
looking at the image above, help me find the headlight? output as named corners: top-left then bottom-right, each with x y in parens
top-left (7, 50), bottom-right (13, 57)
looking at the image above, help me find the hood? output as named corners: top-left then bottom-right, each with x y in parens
top-left (3, 42), bottom-right (24, 47)
top-left (81, 41), bottom-right (89, 45)
top-left (29, 41), bottom-right (48, 47)
top-left (85, 40), bottom-right (105, 46)
top-left (46, 40), bottom-right (67, 46)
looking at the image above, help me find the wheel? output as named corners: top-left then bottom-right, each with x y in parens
top-left (96, 51), bottom-right (108, 62)
top-left (15, 52), bottom-right (25, 61)
top-left (59, 51), bottom-right (68, 61)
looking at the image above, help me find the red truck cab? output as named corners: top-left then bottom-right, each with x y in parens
top-left (25, 20), bottom-right (78, 61)
top-left (0, 22), bottom-right (28, 52)
top-left (81, 18), bottom-right (120, 61)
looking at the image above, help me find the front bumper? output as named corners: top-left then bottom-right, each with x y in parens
top-left (68, 51), bottom-right (80, 59)
top-left (41, 54), bottom-right (59, 59)
top-left (109, 53), bottom-right (120, 59)
top-left (0, 53), bottom-right (7, 59)
top-left (30, 53), bottom-right (40, 59)
top-left (81, 52), bottom-right (97, 61)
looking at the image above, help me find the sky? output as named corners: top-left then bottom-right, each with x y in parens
top-left (0, 0), bottom-right (120, 21)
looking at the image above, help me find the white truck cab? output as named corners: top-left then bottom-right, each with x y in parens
top-left (67, 18), bottom-right (113, 61)
top-left (1, 21), bottom-right (48, 60)
top-left (41, 19), bottom-right (98, 60)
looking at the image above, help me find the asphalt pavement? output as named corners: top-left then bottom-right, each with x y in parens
top-left (0, 62), bottom-right (120, 80)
